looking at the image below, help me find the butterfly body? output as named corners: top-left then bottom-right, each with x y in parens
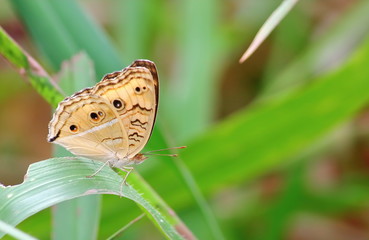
top-left (48, 60), bottom-right (158, 168)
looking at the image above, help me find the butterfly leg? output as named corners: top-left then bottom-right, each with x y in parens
top-left (86, 160), bottom-right (111, 178)
top-left (119, 167), bottom-right (134, 194)
top-left (121, 167), bottom-right (134, 184)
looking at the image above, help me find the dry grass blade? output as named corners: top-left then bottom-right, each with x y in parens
top-left (239, 0), bottom-right (299, 63)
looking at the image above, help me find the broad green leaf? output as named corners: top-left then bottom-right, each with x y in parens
top-left (0, 158), bottom-right (187, 240)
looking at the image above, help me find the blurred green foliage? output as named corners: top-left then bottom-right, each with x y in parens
top-left (1, 0), bottom-right (369, 239)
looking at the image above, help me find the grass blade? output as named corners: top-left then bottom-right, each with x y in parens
top-left (239, 0), bottom-right (299, 63)
top-left (0, 26), bottom-right (64, 107)
top-left (0, 220), bottom-right (37, 240)
top-left (167, 0), bottom-right (221, 141)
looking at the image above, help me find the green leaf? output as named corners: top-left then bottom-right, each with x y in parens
top-left (165, 0), bottom-right (222, 141)
top-left (151, 36), bottom-right (369, 205)
top-left (0, 158), bottom-right (187, 240)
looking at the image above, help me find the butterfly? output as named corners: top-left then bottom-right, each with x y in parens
top-left (48, 59), bottom-right (162, 182)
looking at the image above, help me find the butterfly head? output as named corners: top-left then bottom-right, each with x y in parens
top-left (131, 153), bottom-right (148, 164)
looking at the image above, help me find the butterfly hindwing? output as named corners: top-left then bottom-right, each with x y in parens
top-left (48, 95), bottom-right (129, 162)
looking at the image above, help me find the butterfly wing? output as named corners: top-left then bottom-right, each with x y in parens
top-left (48, 95), bottom-right (128, 162)
top-left (92, 60), bottom-right (158, 159)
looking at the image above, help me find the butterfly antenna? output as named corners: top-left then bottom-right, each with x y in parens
top-left (142, 146), bottom-right (186, 157)
top-left (143, 153), bottom-right (179, 157)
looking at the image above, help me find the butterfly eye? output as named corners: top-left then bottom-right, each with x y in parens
top-left (113, 99), bottom-right (124, 110)
top-left (69, 124), bottom-right (78, 133)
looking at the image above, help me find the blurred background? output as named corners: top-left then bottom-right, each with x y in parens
top-left (1, 0), bottom-right (369, 239)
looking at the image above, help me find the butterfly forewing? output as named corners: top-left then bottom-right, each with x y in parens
top-left (92, 65), bottom-right (158, 158)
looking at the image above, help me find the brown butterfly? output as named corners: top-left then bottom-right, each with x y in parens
top-left (48, 60), bottom-right (163, 181)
